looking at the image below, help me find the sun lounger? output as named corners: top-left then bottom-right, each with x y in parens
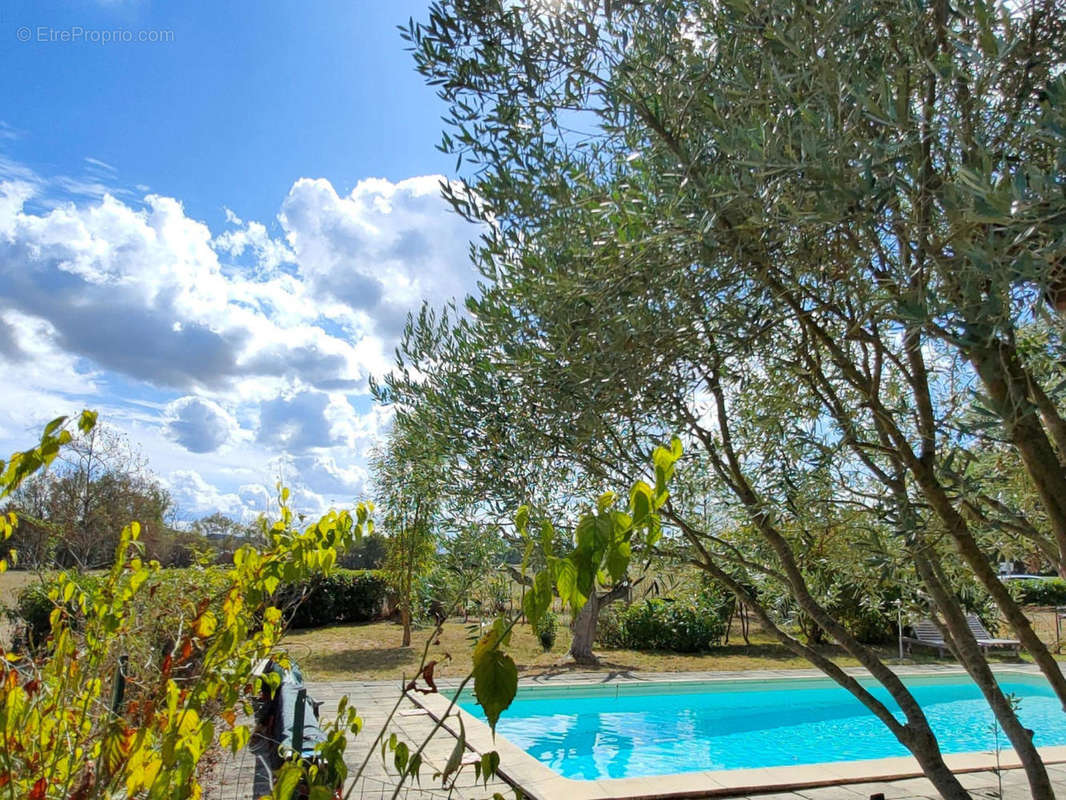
top-left (903, 615), bottom-right (1021, 657)
top-left (965, 613), bottom-right (1021, 654)
top-left (903, 619), bottom-right (950, 657)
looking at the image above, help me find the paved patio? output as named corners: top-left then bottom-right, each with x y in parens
top-left (204, 667), bottom-right (1066, 800)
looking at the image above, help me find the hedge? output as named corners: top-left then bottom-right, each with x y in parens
top-left (7, 577), bottom-right (99, 650)
top-left (1010, 578), bottom-right (1066, 606)
top-left (7, 567), bottom-right (387, 647)
top-left (279, 569), bottom-right (387, 629)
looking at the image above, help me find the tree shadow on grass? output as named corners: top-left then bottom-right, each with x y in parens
top-left (305, 646), bottom-right (415, 676)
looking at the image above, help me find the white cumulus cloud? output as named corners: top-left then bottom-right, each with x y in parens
top-left (0, 164), bottom-right (473, 524)
top-left (164, 396), bottom-right (241, 453)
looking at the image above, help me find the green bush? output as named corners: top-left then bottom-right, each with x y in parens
top-left (832, 591), bottom-right (896, 645)
top-left (8, 581), bottom-right (57, 650)
top-left (535, 610), bottom-right (557, 652)
top-left (1009, 578), bottom-right (1066, 606)
top-left (598, 596), bottom-right (727, 653)
top-left (6, 572), bottom-right (102, 651)
top-left (781, 581), bottom-right (899, 646)
top-left (281, 569), bottom-right (387, 629)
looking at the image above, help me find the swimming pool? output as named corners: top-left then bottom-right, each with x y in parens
top-left (457, 672), bottom-right (1066, 781)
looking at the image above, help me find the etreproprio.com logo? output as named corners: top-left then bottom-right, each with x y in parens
top-left (16, 25), bottom-right (175, 44)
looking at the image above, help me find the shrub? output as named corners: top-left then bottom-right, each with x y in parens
top-left (832, 591), bottom-right (897, 645)
top-left (535, 609), bottom-right (557, 651)
top-left (781, 581), bottom-right (899, 646)
top-left (8, 580), bottom-right (56, 650)
top-left (281, 568), bottom-right (387, 629)
top-left (7, 571), bottom-right (101, 651)
top-left (598, 596), bottom-right (727, 653)
top-left (1009, 578), bottom-right (1066, 606)
top-left (7, 569), bottom-right (233, 656)
top-left (415, 567), bottom-right (458, 623)
top-left (596, 604), bottom-right (624, 646)
top-left (337, 569), bottom-right (388, 620)
top-left (1, 493), bottom-right (374, 798)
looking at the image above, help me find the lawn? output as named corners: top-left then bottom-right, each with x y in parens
top-left (3, 567), bottom-right (1052, 681)
top-left (281, 617), bottom-right (1033, 684)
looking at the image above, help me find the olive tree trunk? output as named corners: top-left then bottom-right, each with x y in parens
top-left (914, 548), bottom-right (1054, 800)
top-left (684, 543), bottom-right (972, 800)
top-left (569, 583), bottom-right (629, 664)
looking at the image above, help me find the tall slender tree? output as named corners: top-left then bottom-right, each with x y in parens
top-left (370, 414), bottom-right (442, 647)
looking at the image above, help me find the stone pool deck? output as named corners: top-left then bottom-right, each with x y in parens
top-left (205, 665), bottom-right (1066, 800)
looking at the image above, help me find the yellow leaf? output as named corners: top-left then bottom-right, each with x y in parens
top-left (125, 749), bottom-right (162, 795)
top-left (194, 611), bottom-right (217, 639)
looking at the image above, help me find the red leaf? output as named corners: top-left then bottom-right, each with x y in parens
top-left (421, 661), bottom-right (439, 692)
top-left (404, 655), bottom-right (452, 695)
top-left (28, 778), bottom-right (46, 800)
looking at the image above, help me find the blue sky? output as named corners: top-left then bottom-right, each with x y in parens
top-left (3, 0), bottom-right (452, 223)
top-left (0, 0), bottom-right (483, 522)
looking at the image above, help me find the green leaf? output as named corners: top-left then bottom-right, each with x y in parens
top-left (480, 750), bottom-right (501, 785)
top-left (473, 616), bottom-right (512, 661)
top-left (647, 516), bottom-right (662, 547)
top-left (630, 481), bottom-right (653, 526)
top-left (408, 752), bottom-right (422, 783)
top-left (554, 558), bottom-right (583, 612)
top-left (273, 762), bottom-right (302, 800)
top-left (441, 713), bottom-right (466, 784)
top-left (606, 539), bottom-right (631, 584)
top-left (522, 569), bottom-right (553, 630)
top-left (539, 520), bottom-right (554, 554)
top-left (596, 491), bottom-right (617, 513)
top-left (42, 416), bottom-right (66, 438)
top-left (574, 516), bottom-right (595, 553)
top-left (394, 740), bottom-right (409, 773)
top-left (78, 410), bottom-right (98, 433)
top-left (514, 505), bottom-right (529, 535)
top-left (472, 650), bottom-right (518, 733)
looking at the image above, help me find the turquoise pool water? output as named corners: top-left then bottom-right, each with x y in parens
top-left (458, 674), bottom-right (1066, 780)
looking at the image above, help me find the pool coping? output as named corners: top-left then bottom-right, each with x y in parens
top-left (408, 666), bottom-right (1066, 800)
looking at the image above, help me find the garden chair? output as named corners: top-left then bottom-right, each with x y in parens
top-left (965, 613), bottom-right (1021, 655)
top-left (250, 659), bottom-right (332, 797)
top-left (903, 615), bottom-right (1021, 658)
top-left (902, 619), bottom-right (950, 657)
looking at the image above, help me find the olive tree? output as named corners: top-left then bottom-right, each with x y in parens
top-left (404, 1), bottom-right (1066, 796)
top-left (378, 306), bottom-right (656, 663)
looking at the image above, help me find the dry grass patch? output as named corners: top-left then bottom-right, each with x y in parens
top-left (284, 616), bottom-right (1043, 684)
top-left (282, 619), bottom-right (910, 683)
